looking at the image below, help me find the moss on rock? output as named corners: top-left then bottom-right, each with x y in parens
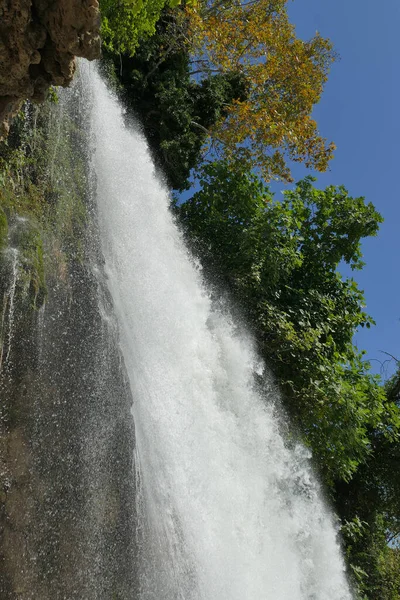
top-left (17, 223), bottom-right (47, 308)
top-left (0, 207), bottom-right (7, 249)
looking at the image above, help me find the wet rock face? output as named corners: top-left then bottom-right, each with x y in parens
top-left (0, 0), bottom-right (101, 137)
top-left (0, 96), bottom-right (138, 598)
top-left (0, 245), bottom-right (139, 600)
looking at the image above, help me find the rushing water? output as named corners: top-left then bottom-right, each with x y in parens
top-left (84, 62), bottom-right (353, 600)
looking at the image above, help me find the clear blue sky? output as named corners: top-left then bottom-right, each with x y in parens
top-left (283, 0), bottom-right (400, 379)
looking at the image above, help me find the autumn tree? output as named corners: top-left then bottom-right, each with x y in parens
top-left (99, 0), bottom-right (336, 183)
top-left (99, 0), bottom-right (336, 184)
top-left (186, 0), bottom-right (336, 181)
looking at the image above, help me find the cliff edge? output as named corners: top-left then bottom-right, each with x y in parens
top-left (0, 0), bottom-right (101, 138)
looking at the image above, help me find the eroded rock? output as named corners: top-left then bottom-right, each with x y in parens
top-left (0, 0), bottom-right (101, 137)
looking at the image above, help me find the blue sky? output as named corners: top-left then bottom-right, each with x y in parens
top-left (283, 0), bottom-right (400, 378)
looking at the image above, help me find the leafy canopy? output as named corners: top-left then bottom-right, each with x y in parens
top-left (186, 0), bottom-right (336, 181)
top-left (99, 0), bottom-right (181, 56)
top-left (176, 163), bottom-right (396, 484)
top-left (175, 162), bottom-right (400, 596)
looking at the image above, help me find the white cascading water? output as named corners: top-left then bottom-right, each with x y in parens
top-left (85, 62), bottom-right (353, 600)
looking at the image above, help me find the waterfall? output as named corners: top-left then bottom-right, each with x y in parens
top-left (84, 62), bottom-right (353, 600)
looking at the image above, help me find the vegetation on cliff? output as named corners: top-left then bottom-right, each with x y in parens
top-left (0, 207), bottom-right (7, 249)
top-left (0, 87), bottom-right (137, 599)
top-left (0, 98), bottom-right (89, 316)
top-left (0, 92), bottom-right (91, 468)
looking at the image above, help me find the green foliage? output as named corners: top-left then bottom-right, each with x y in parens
top-left (0, 109), bottom-right (46, 308)
top-left (341, 515), bottom-right (400, 600)
top-left (103, 12), bottom-right (248, 190)
top-left (335, 369), bottom-right (400, 598)
top-left (48, 86), bottom-right (59, 104)
top-left (175, 162), bottom-right (400, 598)
top-left (175, 164), bottom-right (393, 483)
top-left (99, 0), bottom-right (176, 56)
top-left (0, 98), bottom-right (91, 314)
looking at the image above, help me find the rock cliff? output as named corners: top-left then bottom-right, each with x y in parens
top-left (0, 0), bottom-right (101, 138)
top-left (0, 86), bottom-right (138, 600)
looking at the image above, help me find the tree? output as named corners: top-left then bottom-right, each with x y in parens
top-left (335, 370), bottom-right (400, 599)
top-left (175, 163), bottom-right (397, 484)
top-left (102, 12), bottom-right (248, 189)
top-left (99, 0), bottom-right (179, 56)
top-left (175, 163), bottom-right (400, 597)
top-left (186, 0), bottom-right (336, 181)
top-left (99, 0), bottom-right (336, 185)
